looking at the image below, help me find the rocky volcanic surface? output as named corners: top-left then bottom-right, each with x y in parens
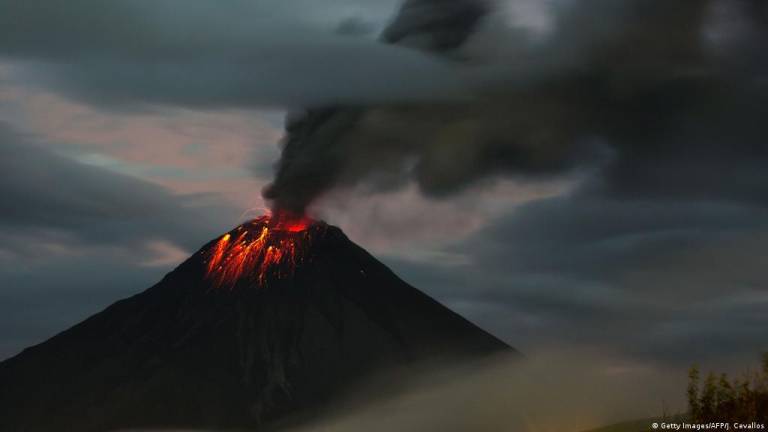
top-left (0, 223), bottom-right (513, 431)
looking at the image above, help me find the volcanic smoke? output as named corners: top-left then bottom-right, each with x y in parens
top-left (204, 211), bottom-right (319, 289)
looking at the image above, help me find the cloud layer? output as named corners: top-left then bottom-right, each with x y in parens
top-left (0, 0), bottom-right (766, 384)
top-left (265, 0), bottom-right (768, 213)
top-left (0, 0), bottom-right (466, 108)
top-left (0, 123), bottom-right (235, 358)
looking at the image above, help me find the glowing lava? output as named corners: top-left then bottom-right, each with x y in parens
top-left (204, 213), bottom-right (315, 288)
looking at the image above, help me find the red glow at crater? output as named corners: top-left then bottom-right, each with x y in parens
top-left (204, 212), bottom-right (315, 288)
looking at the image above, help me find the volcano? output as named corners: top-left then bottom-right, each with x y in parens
top-left (0, 217), bottom-right (513, 431)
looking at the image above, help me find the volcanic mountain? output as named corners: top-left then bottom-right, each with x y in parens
top-left (0, 216), bottom-right (513, 431)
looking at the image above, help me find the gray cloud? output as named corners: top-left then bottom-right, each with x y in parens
top-left (265, 0), bottom-right (767, 214)
top-left (384, 182), bottom-right (768, 369)
top-left (0, 0), bottom-right (398, 57)
top-left (0, 123), bottom-right (240, 359)
top-left (0, 0), bottom-right (469, 109)
top-left (0, 124), bottom-right (230, 250)
top-left (0, 0), bottom-right (765, 211)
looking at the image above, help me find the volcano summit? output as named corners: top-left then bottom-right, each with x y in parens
top-left (0, 218), bottom-right (513, 431)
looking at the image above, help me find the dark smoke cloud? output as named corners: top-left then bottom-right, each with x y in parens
top-left (264, 0), bottom-right (768, 213)
top-left (382, 0), bottom-right (490, 52)
top-left (263, 0), bottom-right (490, 212)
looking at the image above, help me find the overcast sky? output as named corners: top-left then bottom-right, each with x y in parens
top-left (1, 0), bottom-right (766, 414)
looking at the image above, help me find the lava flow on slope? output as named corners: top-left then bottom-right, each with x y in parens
top-left (204, 212), bottom-right (320, 288)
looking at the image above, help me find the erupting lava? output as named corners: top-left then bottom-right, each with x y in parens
top-left (204, 212), bottom-right (316, 288)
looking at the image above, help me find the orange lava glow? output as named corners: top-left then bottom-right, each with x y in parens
top-left (204, 213), bottom-right (315, 288)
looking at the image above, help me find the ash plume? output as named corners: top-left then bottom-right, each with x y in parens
top-left (263, 0), bottom-right (768, 214)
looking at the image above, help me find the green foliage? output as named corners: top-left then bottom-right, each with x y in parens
top-left (687, 353), bottom-right (768, 422)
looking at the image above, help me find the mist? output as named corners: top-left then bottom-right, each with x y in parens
top-left (119, 350), bottom-right (686, 432)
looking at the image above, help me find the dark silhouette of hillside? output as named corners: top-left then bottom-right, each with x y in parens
top-left (0, 222), bottom-right (513, 431)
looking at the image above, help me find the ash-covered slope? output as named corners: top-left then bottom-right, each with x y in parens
top-left (0, 222), bottom-right (513, 432)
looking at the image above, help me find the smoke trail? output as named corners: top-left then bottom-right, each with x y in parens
top-left (263, 0), bottom-right (768, 214)
top-left (263, 0), bottom-right (490, 213)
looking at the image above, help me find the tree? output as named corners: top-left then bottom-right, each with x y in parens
top-left (700, 373), bottom-right (718, 421)
top-left (687, 353), bottom-right (768, 422)
top-left (715, 373), bottom-right (735, 419)
top-left (687, 366), bottom-right (701, 420)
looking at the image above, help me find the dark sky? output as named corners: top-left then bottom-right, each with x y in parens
top-left (0, 0), bottom-right (766, 409)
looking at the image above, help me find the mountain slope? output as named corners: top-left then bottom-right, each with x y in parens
top-left (0, 222), bottom-right (513, 431)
